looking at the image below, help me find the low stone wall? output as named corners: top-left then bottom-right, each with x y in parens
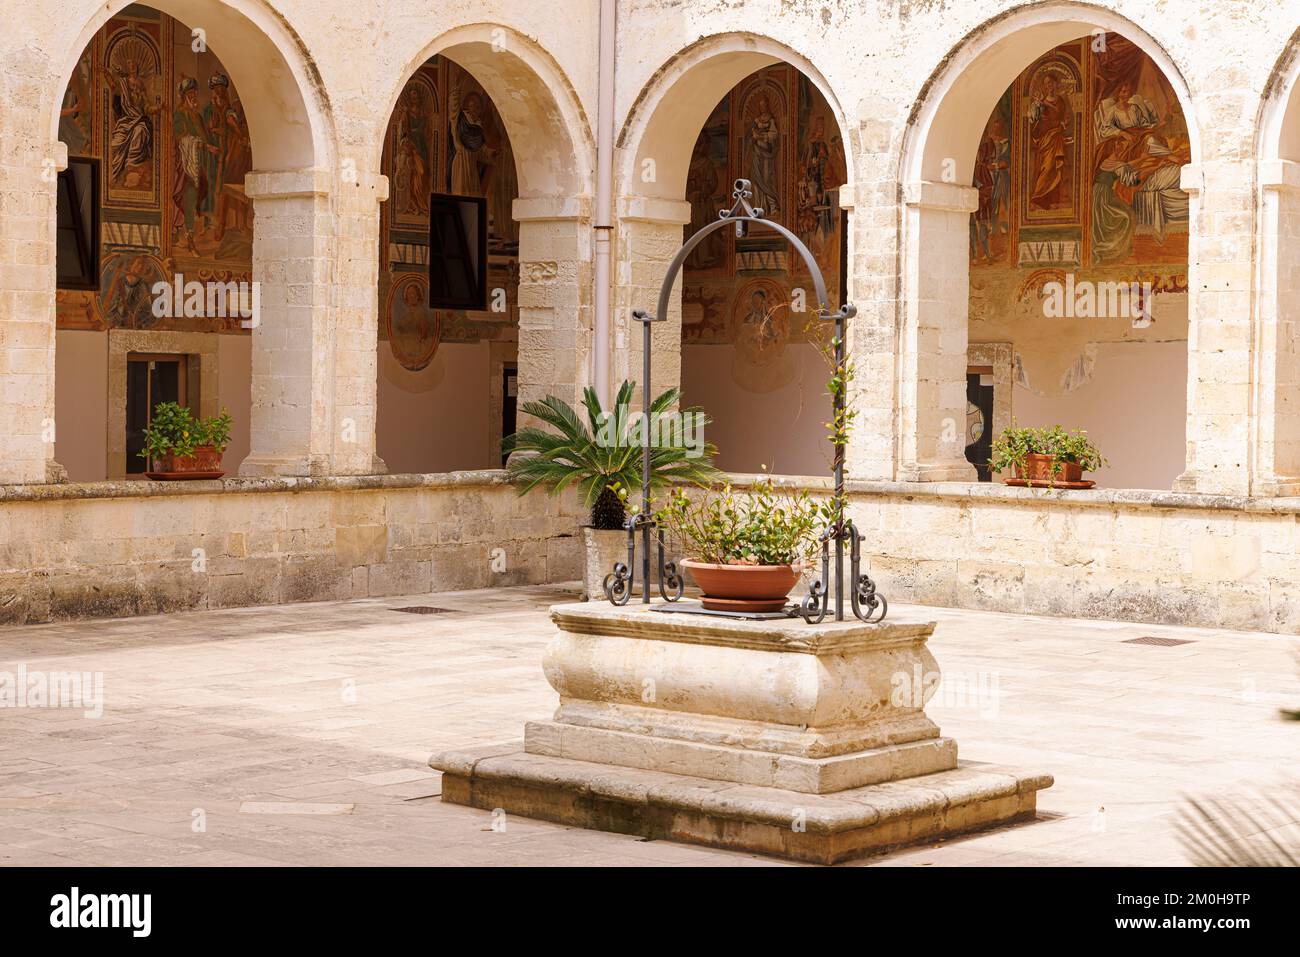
top-left (847, 480), bottom-right (1300, 635)
top-left (0, 471), bottom-right (582, 626)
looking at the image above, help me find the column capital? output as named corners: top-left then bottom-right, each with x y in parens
top-left (902, 180), bottom-right (978, 214)
top-left (615, 195), bottom-right (691, 225)
top-left (513, 195), bottom-right (592, 222)
top-left (245, 167), bottom-right (333, 200)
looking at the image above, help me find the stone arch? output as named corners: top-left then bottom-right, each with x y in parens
top-left (42, 0), bottom-right (343, 482)
top-left (616, 31), bottom-right (855, 204)
top-left (376, 24), bottom-right (594, 201)
top-left (374, 24), bottom-right (596, 426)
top-left (612, 33), bottom-right (856, 471)
top-left (1252, 30), bottom-right (1300, 494)
top-left (51, 0), bottom-right (333, 171)
top-left (902, 3), bottom-right (1200, 185)
top-left (894, 3), bottom-right (1201, 487)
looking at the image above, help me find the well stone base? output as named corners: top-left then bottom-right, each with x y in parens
top-left (432, 746), bottom-right (1052, 865)
top-left (430, 601), bottom-right (1053, 863)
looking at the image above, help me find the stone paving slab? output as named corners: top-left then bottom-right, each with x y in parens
top-left (0, 583), bottom-right (1296, 866)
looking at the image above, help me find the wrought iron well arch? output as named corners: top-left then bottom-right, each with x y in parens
top-left (603, 179), bottom-right (885, 623)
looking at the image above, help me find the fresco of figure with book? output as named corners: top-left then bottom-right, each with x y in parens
top-left (970, 33), bottom-right (1190, 272)
top-left (681, 65), bottom-right (846, 393)
top-left (56, 6), bottom-right (254, 334)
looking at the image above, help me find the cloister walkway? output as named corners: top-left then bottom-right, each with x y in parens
top-left (0, 584), bottom-right (1295, 866)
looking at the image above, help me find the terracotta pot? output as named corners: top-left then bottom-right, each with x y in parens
top-left (680, 559), bottom-right (800, 613)
top-left (1015, 453), bottom-right (1082, 484)
top-left (149, 445), bottom-right (225, 480)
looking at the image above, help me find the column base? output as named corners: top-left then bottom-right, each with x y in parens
top-left (1173, 468), bottom-right (1251, 496)
top-left (45, 460), bottom-right (68, 484)
top-left (432, 747), bottom-right (1051, 865)
top-left (898, 459), bottom-right (979, 483)
top-left (1249, 474), bottom-right (1300, 497)
top-left (238, 453), bottom-right (330, 478)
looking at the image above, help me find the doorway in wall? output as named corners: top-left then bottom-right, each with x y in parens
top-left (125, 353), bottom-right (190, 475)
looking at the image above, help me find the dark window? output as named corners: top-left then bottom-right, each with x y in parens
top-left (56, 158), bottom-right (99, 289)
top-left (501, 364), bottom-right (518, 467)
top-left (964, 370), bottom-right (995, 482)
top-left (427, 193), bottom-right (487, 310)
top-left (126, 354), bottom-right (188, 475)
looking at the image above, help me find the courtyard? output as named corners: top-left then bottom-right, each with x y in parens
top-left (1, 583), bottom-right (1294, 867)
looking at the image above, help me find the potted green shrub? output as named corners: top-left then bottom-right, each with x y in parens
top-left (656, 478), bottom-right (822, 612)
top-left (989, 424), bottom-right (1105, 488)
top-left (502, 380), bottom-right (720, 599)
top-left (140, 402), bottom-right (232, 480)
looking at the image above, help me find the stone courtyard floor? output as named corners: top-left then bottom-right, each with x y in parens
top-left (0, 583), bottom-right (1296, 867)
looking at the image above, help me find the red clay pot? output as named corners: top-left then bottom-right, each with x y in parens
top-left (681, 559), bottom-right (800, 613)
top-left (148, 445), bottom-right (225, 480)
top-left (1015, 453), bottom-right (1082, 484)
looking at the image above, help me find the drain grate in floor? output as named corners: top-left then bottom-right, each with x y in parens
top-left (1122, 636), bottom-right (1195, 647)
top-left (393, 606), bottom-right (458, 615)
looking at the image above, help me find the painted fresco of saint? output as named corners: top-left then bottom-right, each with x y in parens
top-left (1091, 77), bottom-right (1190, 262)
top-left (797, 116), bottom-right (840, 250)
top-left (744, 93), bottom-right (782, 215)
top-left (107, 36), bottom-right (162, 192)
top-left (60, 50), bottom-right (94, 156)
top-left (449, 81), bottom-right (495, 195)
top-left (971, 110), bottom-right (1012, 264)
top-left (387, 277), bottom-right (440, 371)
top-left (202, 74), bottom-right (252, 242)
top-left (1026, 70), bottom-right (1073, 212)
top-left (171, 75), bottom-right (219, 254)
top-left (100, 253), bottom-right (163, 329)
top-left (395, 85), bottom-right (432, 216)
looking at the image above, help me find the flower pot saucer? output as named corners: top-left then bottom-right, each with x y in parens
top-left (145, 470), bottom-right (226, 481)
top-left (1004, 478), bottom-right (1095, 490)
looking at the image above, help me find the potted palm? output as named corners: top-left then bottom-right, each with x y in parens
top-left (656, 478), bottom-right (822, 612)
top-left (502, 380), bottom-right (720, 599)
top-left (140, 402), bottom-right (232, 480)
top-left (990, 424), bottom-right (1105, 489)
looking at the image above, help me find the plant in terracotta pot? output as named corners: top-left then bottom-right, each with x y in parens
top-left (139, 402), bottom-right (232, 480)
top-left (502, 380), bottom-right (720, 599)
top-left (656, 478), bottom-right (822, 612)
top-left (989, 424), bottom-right (1105, 489)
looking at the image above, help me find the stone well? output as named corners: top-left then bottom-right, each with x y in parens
top-left (432, 602), bottom-right (1052, 864)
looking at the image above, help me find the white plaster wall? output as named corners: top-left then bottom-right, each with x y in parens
top-left (377, 341), bottom-right (493, 474)
top-left (681, 342), bottom-right (830, 476)
top-left (54, 331), bottom-right (252, 482)
top-left (1011, 340), bottom-right (1187, 490)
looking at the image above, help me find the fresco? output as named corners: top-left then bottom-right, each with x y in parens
top-left (970, 33), bottom-right (1190, 272)
top-left (378, 57), bottom-right (520, 371)
top-left (682, 64), bottom-right (845, 391)
top-left (967, 33), bottom-right (1191, 401)
top-left (56, 7), bottom-right (253, 333)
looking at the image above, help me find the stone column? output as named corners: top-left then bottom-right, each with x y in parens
top-left (896, 180), bottom-right (979, 483)
top-left (613, 196), bottom-right (690, 404)
top-left (513, 196), bottom-right (594, 413)
top-left (1174, 161), bottom-right (1253, 496)
top-left (841, 178), bottom-right (900, 483)
top-left (1252, 160), bottom-right (1300, 495)
top-left (241, 168), bottom-right (382, 477)
top-left (0, 127), bottom-right (62, 485)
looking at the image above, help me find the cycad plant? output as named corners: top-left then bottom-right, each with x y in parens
top-left (502, 380), bottom-right (720, 529)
